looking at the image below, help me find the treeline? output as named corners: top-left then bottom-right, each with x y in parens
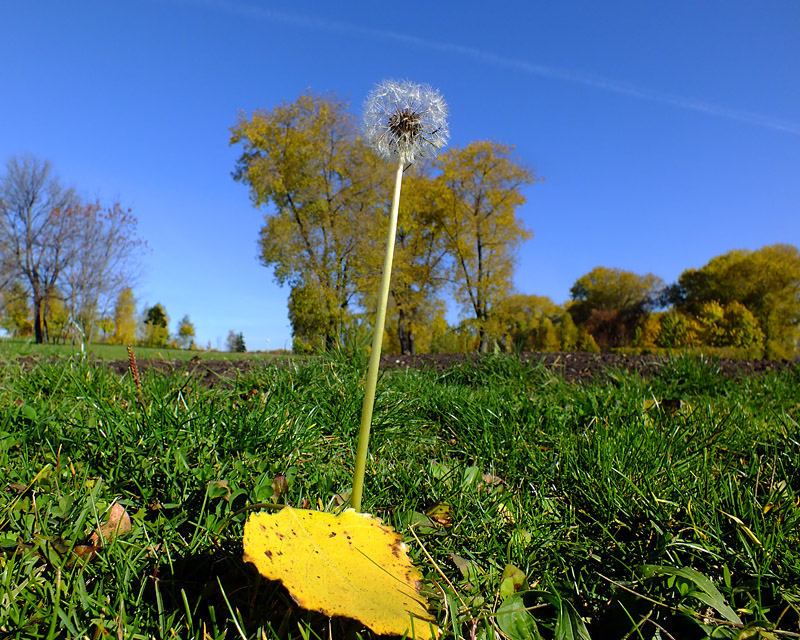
top-left (0, 155), bottom-right (144, 344)
top-left (499, 244), bottom-right (800, 360)
top-left (233, 92), bottom-right (799, 360)
top-left (0, 155), bottom-right (200, 350)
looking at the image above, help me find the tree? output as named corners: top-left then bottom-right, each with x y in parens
top-left (111, 287), bottom-right (137, 345)
top-left (722, 301), bottom-right (764, 352)
top-left (359, 165), bottom-right (448, 355)
top-left (491, 294), bottom-right (559, 352)
top-left (436, 141), bottom-right (536, 352)
top-left (42, 285), bottom-right (69, 344)
top-left (557, 310), bottom-right (579, 352)
top-left (287, 282), bottom-right (334, 353)
top-left (0, 280), bottom-right (32, 337)
top-left (142, 303), bottom-right (169, 347)
top-left (633, 313), bottom-right (661, 350)
top-left (226, 330), bottom-right (246, 353)
top-left (569, 266), bottom-right (664, 349)
top-left (656, 310), bottom-right (699, 349)
top-left (0, 155), bottom-right (79, 343)
top-left (176, 315), bottom-right (196, 349)
top-left (672, 244), bottom-right (800, 358)
top-left (60, 201), bottom-right (143, 343)
top-left (230, 92), bottom-right (385, 349)
top-left (0, 155), bottom-right (142, 344)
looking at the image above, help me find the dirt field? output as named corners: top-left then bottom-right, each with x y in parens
top-left (97, 351), bottom-right (799, 387)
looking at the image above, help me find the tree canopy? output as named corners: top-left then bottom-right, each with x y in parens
top-left (673, 244), bottom-right (800, 358)
top-left (231, 92), bottom-right (386, 348)
top-left (436, 142), bottom-right (536, 352)
top-left (568, 266), bottom-right (664, 349)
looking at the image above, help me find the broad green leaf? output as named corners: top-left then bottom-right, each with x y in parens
top-left (554, 596), bottom-right (592, 640)
top-left (243, 507), bottom-right (437, 639)
top-left (404, 510), bottom-right (439, 534)
top-left (641, 565), bottom-right (742, 625)
top-left (496, 594), bottom-right (541, 640)
top-left (450, 553), bottom-right (481, 583)
top-left (462, 466), bottom-right (482, 489)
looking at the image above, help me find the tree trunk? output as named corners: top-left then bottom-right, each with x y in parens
top-left (32, 288), bottom-right (44, 344)
top-left (478, 328), bottom-right (489, 353)
top-left (397, 307), bottom-right (416, 355)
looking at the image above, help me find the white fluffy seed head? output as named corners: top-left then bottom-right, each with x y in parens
top-left (363, 79), bottom-right (449, 164)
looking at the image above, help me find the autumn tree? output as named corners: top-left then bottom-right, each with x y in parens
top-left (569, 266), bottom-right (664, 349)
top-left (142, 303), bottom-right (169, 347)
top-left (176, 315), bottom-right (196, 349)
top-left (42, 286), bottom-right (70, 343)
top-left (287, 282), bottom-right (334, 352)
top-left (111, 287), bottom-right (137, 345)
top-left (671, 244), bottom-right (800, 358)
top-left (0, 155), bottom-right (142, 344)
top-left (492, 293), bottom-right (559, 352)
top-left (0, 280), bottom-right (33, 337)
top-left (359, 165), bottom-right (448, 354)
top-left (436, 141), bottom-right (536, 353)
top-left (656, 310), bottom-right (699, 349)
top-left (0, 155), bottom-right (79, 343)
top-left (230, 92), bottom-right (385, 349)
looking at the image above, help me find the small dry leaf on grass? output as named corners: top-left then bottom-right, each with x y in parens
top-left (72, 502), bottom-right (132, 562)
top-left (243, 507), bottom-right (438, 639)
top-left (90, 502), bottom-right (132, 545)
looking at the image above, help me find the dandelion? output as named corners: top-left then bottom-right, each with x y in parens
top-left (351, 80), bottom-right (449, 511)
top-left (363, 79), bottom-right (449, 165)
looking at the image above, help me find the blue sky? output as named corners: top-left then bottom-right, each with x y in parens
top-left (2, 1), bottom-right (798, 351)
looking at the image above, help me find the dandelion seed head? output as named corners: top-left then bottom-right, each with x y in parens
top-left (363, 79), bottom-right (449, 164)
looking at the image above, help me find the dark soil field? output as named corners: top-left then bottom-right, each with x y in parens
top-left (99, 351), bottom-right (799, 387)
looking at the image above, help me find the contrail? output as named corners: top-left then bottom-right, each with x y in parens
top-left (187, 0), bottom-right (800, 136)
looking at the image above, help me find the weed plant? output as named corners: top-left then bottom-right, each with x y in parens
top-left (1, 354), bottom-right (798, 638)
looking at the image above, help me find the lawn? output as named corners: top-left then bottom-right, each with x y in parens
top-left (1, 352), bottom-right (798, 639)
top-left (0, 338), bottom-right (284, 362)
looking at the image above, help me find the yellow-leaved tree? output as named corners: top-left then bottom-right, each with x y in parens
top-left (110, 286), bottom-right (136, 345)
top-left (673, 244), bottom-right (800, 358)
top-left (491, 293), bottom-right (560, 352)
top-left (230, 92), bottom-right (387, 350)
top-left (359, 165), bottom-right (449, 355)
top-left (436, 141), bottom-right (536, 353)
top-left (569, 266), bottom-right (664, 350)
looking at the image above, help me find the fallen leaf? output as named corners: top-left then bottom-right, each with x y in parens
top-left (72, 544), bottom-right (100, 562)
top-left (499, 564), bottom-right (527, 600)
top-left (243, 507), bottom-right (438, 639)
top-left (207, 480), bottom-right (231, 501)
top-left (271, 474), bottom-right (289, 502)
top-left (449, 553), bottom-right (482, 583)
top-left (480, 473), bottom-right (505, 492)
top-left (424, 502), bottom-right (453, 527)
top-left (90, 502), bottom-right (131, 545)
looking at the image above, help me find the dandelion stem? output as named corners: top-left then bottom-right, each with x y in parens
top-left (351, 158), bottom-right (405, 512)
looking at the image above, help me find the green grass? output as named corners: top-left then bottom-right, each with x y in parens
top-left (1, 352), bottom-right (798, 639)
top-left (0, 337), bottom-right (286, 362)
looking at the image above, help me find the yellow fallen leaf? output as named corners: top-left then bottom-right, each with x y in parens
top-left (424, 502), bottom-right (453, 527)
top-left (243, 507), bottom-right (438, 639)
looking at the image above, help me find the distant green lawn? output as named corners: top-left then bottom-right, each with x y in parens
top-left (0, 337), bottom-right (282, 362)
top-left (1, 352), bottom-right (798, 638)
